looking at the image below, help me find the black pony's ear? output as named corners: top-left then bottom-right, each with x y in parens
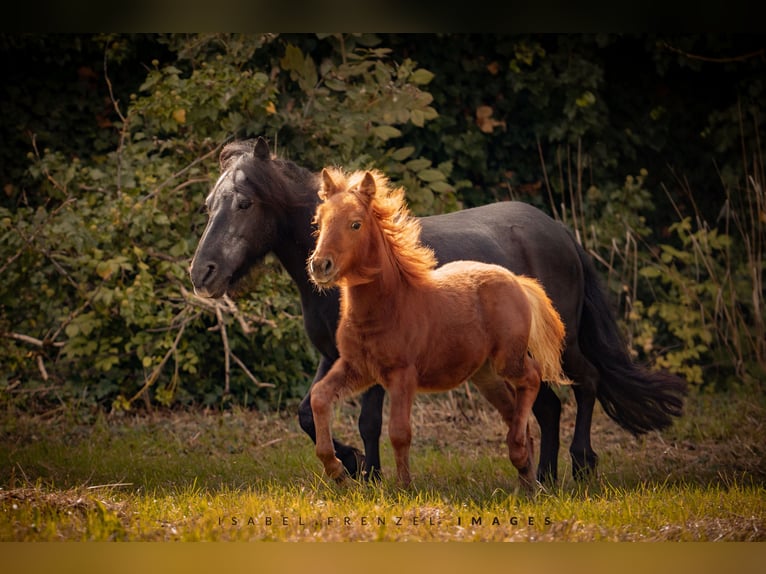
top-left (320, 168), bottom-right (340, 199)
top-left (253, 137), bottom-right (270, 160)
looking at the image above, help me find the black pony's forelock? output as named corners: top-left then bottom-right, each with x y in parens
top-left (218, 139), bottom-right (319, 214)
top-left (219, 139), bottom-right (257, 169)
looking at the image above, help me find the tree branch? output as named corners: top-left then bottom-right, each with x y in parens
top-left (129, 309), bottom-right (198, 405)
top-left (661, 42), bottom-right (765, 64)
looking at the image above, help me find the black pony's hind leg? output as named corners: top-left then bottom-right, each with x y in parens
top-left (298, 356), bottom-right (366, 479)
top-left (564, 348), bottom-right (600, 480)
top-left (570, 383), bottom-right (598, 479)
top-left (533, 383), bottom-right (562, 483)
top-left (358, 384), bottom-right (385, 481)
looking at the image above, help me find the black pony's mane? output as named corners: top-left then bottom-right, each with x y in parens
top-left (219, 139), bottom-right (319, 214)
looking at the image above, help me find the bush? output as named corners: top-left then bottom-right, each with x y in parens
top-left (0, 33), bottom-right (450, 413)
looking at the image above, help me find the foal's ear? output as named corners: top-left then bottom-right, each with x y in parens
top-left (320, 168), bottom-right (340, 198)
top-left (357, 171), bottom-right (377, 203)
top-left (253, 137), bottom-right (271, 160)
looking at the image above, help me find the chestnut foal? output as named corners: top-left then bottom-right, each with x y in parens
top-left (308, 168), bottom-right (570, 490)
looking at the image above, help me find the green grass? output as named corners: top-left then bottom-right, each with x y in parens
top-left (1, 385), bottom-right (764, 541)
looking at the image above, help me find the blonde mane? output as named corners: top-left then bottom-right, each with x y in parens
top-left (322, 168), bottom-right (437, 286)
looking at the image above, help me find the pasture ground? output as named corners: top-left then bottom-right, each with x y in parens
top-left (1, 383), bottom-right (764, 547)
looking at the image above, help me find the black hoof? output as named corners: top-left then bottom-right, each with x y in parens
top-left (338, 447), bottom-right (364, 480)
top-left (571, 450), bottom-right (598, 481)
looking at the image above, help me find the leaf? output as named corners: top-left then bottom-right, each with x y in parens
top-left (410, 68), bottom-right (435, 85)
top-left (372, 125), bottom-right (402, 141)
top-left (172, 109), bottom-right (186, 124)
top-left (475, 105), bottom-right (506, 133)
top-left (280, 44), bottom-right (304, 71)
top-left (302, 57), bottom-right (318, 89)
top-left (391, 146), bottom-right (415, 161)
top-left (639, 266), bottom-right (662, 278)
top-left (324, 79), bottom-right (347, 92)
top-left (96, 261), bottom-right (114, 280)
top-left (410, 109), bottom-right (425, 127)
top-left (428, 180), bottom-right (453, 193)
top-left (406, 158), bottom-right (432, 171)
top-left (417, 168), bottom-right (446, 182)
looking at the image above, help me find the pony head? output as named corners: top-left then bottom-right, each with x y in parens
top-left (190, 137), bottom-right (316, 298)
top-left (308, 168), bottom-right (436, 289)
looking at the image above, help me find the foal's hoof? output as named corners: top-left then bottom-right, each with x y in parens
top-left (516, 464), bottom-right (540, 495)
top-left (322, 457), bottom-right (349, 484)
top-left (520, 476), bottom-right (544, 496)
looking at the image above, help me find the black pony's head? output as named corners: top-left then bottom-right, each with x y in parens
top-left (190, 137), bottom-right (317, 298)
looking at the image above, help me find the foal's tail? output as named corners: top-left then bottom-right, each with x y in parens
top-left (518, 276), bottom-right (572, 387)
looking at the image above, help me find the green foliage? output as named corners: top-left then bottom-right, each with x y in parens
top-left (1, 33), bottom-right (764, 413)
top-left (633, 205), bottom-right (765, 387)
top-left (0, 33), bottom-right (450, 413)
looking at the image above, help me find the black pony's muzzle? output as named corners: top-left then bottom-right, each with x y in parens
top-left (190, 259), bottom-right (226, 298)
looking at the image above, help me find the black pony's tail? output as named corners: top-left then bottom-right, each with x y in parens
top-left (575, 241), bottom-right (688, 435)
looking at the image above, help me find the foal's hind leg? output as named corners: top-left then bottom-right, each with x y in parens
top-left (384, 366), bottom-right (418, 487)
top-left (508, 357), bottom-right (542, 485)
top-left (472, 362), bottom-right (539, 490)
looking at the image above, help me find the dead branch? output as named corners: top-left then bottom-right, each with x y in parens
top-left (660, 42), bottom-right (765, 64)
top-left (214, 304), bottom-right (231, 394)
top-left (178, 285), bottom-right (278, 390)
top-left (4, 331), bottom-right (63, 348)
top-left (129, 309), bottom-right (199, 405)
top-left (139, 144), bottom-right (224, 203)
top-left (230, 352), bottom-right (275, 388)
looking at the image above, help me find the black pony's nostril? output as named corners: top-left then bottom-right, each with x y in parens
top-left (194, 261), bottom-right (217, 287)
top-left (203, 262), bottom-right (217, 283)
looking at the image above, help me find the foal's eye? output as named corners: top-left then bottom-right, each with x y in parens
top-left (350, 221), bottom-right (361, 230)
top-left (237, 199), bottom-right (252, 210)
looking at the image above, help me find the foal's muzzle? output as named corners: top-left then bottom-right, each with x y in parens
top-left (309, 255), bottom-right (336, 286)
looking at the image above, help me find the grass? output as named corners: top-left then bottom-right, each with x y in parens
top-left (1, 384), bottom-right (764, 542)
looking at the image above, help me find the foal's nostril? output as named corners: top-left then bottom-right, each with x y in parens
top-left (310, 256), bottom-right (333, 279)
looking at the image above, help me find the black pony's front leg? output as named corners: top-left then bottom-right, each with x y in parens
top-left (358, 384), bottom-right (385, 481)
top-left (298, 355), bottom-right (366, 479)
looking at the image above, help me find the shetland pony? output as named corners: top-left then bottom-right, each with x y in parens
top-left (307, 168), bottom-right (571, 488)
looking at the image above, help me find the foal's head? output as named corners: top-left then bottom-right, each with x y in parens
top-left (308, 168), bottom-right (436, 289)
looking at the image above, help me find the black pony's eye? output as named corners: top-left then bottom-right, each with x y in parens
top-left (237, 199), bottom-right (252, 210)
top-left (350, 221), bottom-right (361, 230)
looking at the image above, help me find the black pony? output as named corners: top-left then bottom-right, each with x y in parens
top-left (190, 137), bottom-right (687, 482)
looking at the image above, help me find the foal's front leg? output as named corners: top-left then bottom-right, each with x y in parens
top-left (310, 360), bottom-right (364, 482)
